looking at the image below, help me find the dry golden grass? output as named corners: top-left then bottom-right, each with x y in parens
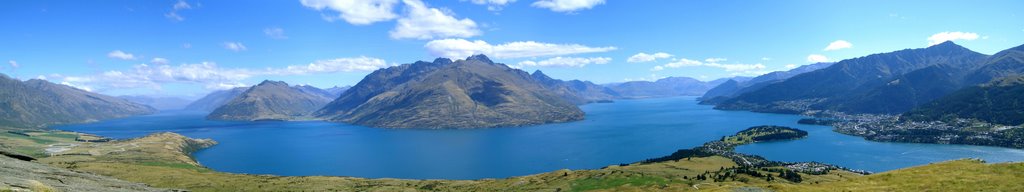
top-left (776, 159), bottom-right (1024, 191)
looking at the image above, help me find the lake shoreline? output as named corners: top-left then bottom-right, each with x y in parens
top-left (50, 96), bottom-right (1024, 179)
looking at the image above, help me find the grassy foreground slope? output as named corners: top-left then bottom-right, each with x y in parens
top-left (778, 159), bottom-right (1024, 191)
top-left (3, 126), bottom-right (1024, 191)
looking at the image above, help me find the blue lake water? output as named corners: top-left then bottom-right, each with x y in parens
top-left (56, 96), bottom-right (1024, 179)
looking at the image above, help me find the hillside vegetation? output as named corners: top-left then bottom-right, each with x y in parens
top-left (904, 75), bottom-right (1024, 126)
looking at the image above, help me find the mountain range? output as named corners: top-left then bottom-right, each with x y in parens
top-left (531, 70), bottom-right (619, 104)
top-left (325, 86), bottom-right (352, 97)
top-left (0, 75), bottom-right (155, 128)
top-left (700, 62), bottom-right (833, 104)
top-left (207, 80), bottom-right (334, 121)
top-left (184, 87), bottom-right (248, 112)
top-left (118, 95), bottom-right (193, 111)
top-left (606, 76), bottom-right (735, 99)
top-left (314, 55), bottom-right (584, 128)
top-left (714, 41), bottom-right (1021, 114)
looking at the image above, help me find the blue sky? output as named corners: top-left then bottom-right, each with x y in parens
top-left (1, 0), bottom-right (1022, 98)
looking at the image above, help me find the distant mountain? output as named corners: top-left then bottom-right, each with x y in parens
top-left (294, 84), bottom-right (336, 99)
top-left (118, 95), bottom-right (193, 111)
top-left (700, 62), bottom-right (833, 103)
top-left (531, 70), bottom-right (619, 104)
top-left (207, 81), bottom-right (333, 121)
top-left (314, 55), bottom-right (583, 129)
top-left (0, 74), bottom-right (156, 128)
top-left (325, 85), bottom-right (352, 98)
top-left (903, 75), bottom-right (1024, 126)
top-left (700, 79), bottom-right (742, 104)
top-left (717, 41), bottom-right (989, 114)
top-left (184, 87), bottom-right (247, 112)
top-left (608, 77), bottom-right (730, 99)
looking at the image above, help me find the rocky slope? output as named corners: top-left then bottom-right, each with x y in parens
top-left (315, 55), bottom-right (583, 128)
top-left (207, 81), bottom-right (333, 121)
top-left (184, 87), bottom-right (248, 112)
top-left (0, 155), bottom-right (169, 192)
top-left (0, 74), bottom-right (156, 128)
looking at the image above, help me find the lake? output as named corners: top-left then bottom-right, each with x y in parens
top-left (56, 96), bottom-right (1024, 179)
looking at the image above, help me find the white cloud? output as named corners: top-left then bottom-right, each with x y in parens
top-left (807, 54), bottom-right (829, 62)
top-left (623, 74), bottom-right (665, 82)
top-left (465, 0), bottom-right (516, 11)
top-left (165, 0), bottom-right (192, 21)
top-left (264, 27), bottom-right (288, 39)
top-left (927, 31), bottom-right (980, 45)
top-left (704, 63), bottom-right (766, 72)
top-left (7, 60), bottom-right (18, 68)
top-left (150, 58), bottom-right (169, 65)
top-left (300, 0), bottom-right (400, 25)
top-left (761, 57), bottom-right (772, 61)
top-left (704, 58), bottom-right (727, 63)
top-left (824, 40), bottom-right (853, 51)
top-left (652, 58), bottom-right (702, 71)
top-left (60, 62), bottom-right (255, 91)
top-left (730, 70), bottom-right (772, 76)
top-left (173, 0), bottom-right (192, 10)
top-left (59, 57), bottom-right (390, 92)
top-left (467, 0), bottom-right (516, 6)
top-left (651, 57), bottom-right (764, 72)
top-left (60, 81), bottom-right (93, 92)
top-left (424, 38), bottom-right (617, 59)
top-left (107, 50), bottom-right (137, 60)
top-left (165, 12), bottom-right (184, 21)
top-left (664, 58), bottom-right (702, 68)
top-left (626, 52), bottom-right (672, 63)
top-left (223, 42), bottom-right (247, 52)
top-left (271, 56), bottom-right (391, 75)
top-left (182, 43), bottom-right (192, 48)
top-left (390, 0), bottom-right (480, 40)
top-left (784, 64), bottom-right (798, 69)
top-left (516, 57), bottom-right (610, 68)
top-left (532, 0), bottom-right (605, 12)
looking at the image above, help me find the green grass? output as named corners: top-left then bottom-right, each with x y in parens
top-left (40, 133), bottom-right (79, 140)
top-left (570, 176), bottom-right (673, 191)
top-left (137, 162), bottom-right (211, 172)
top-left (1, 132), bottom-right (58, 145)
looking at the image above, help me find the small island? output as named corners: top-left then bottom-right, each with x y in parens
top-left (721, 125), bottom-right (809, 145)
